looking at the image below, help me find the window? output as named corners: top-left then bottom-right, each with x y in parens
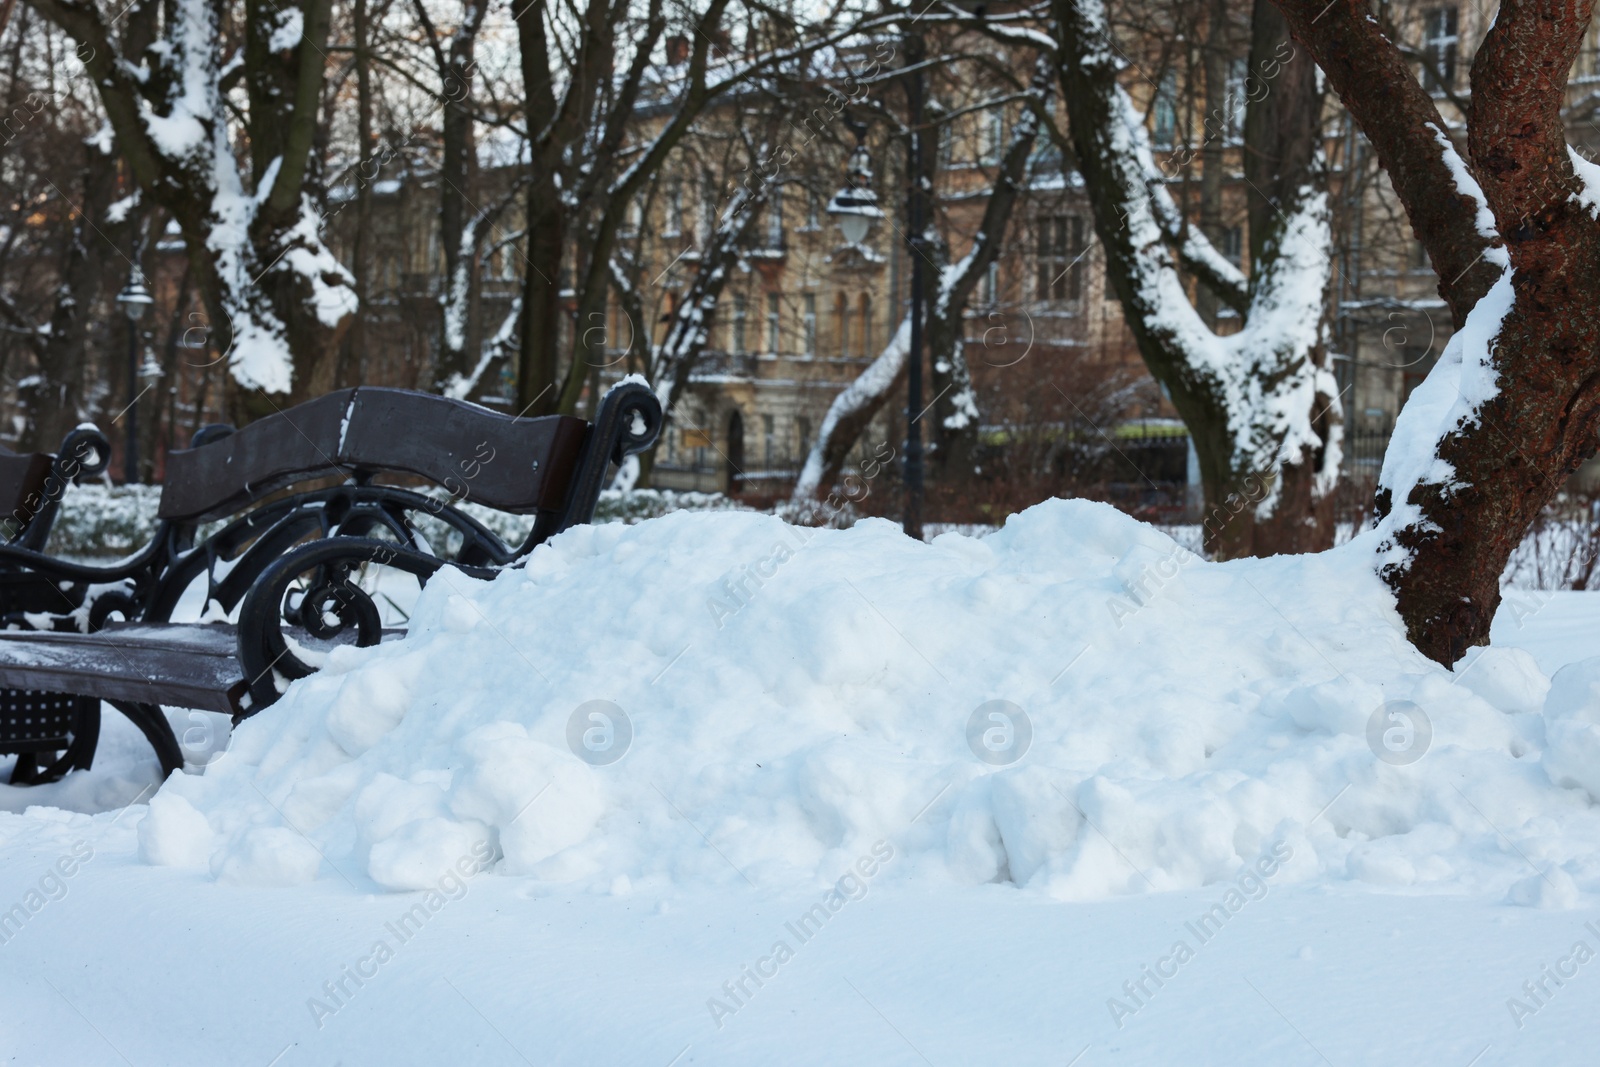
top-left (1422, 7), bottom-right (1459, 92)
top-left (982, 261), bottom-right (1000, 306)
top-left (766, 187), bottom-right (785, 248)
top-left (1225, 58), bottom-right (1248, 138)
top-left (732, 294), bottom-right (748, 355)
top-left (1153, 71), bottom-right (1178, 146)
top-left (1220, 226), bottom-right (1242, 267)
top-left (859, 293), bottom-right (873, 355)
top-left (803, 294), bottom-right (817, 356)
top-left (836, 292), bottom-right (850, 357)
top-left (684, 426), bottom-right (711, 467)
top-left (762, 414), bottom-right (776, 465)
top-left (806, 189), bottom-right (822, 229)
top-left (1036, 215), bottom-right (1086, 303)
top-left (667, 181), bottom-right (684, 235)
top-left (700, 187), bottom-right (717, 244)
top-left (662, 291), bottom-right (679, 345)
top-left (980, 110), bottom-right (1004, 164)
top-left (798, 416), bottom-right (812, 459)
top-left (1411, 238), bottom-right (1430, 271)
top-left (766, 293), bottom-right (781, 353)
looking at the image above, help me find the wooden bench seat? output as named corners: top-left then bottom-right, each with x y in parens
top-left (0, 623), bottom-right (247, 714)
top-left (0, 621), bottom-right (410, 714)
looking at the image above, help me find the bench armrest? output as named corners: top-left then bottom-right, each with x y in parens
top-left (554, 380), bottom-right (663, 534)
top-left (234, 536), bottom-right (496, 715)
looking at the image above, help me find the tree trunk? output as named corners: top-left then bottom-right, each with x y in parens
top-left (1195, 0), bottom-right (1230, 328)
top-left (1239, 0), bottom-right (1337, 555)
top-left (21, 138), bottom-right (120, 451)
top-left (1271, 0), bottom-right (1600, 664)
top-left (517, 190), bottom-right (564, 415)
top-left (338, 0), bottom-right (375, 389)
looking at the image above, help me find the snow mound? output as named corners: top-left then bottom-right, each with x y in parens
top-left (142, 500), bottom-right (1600, 904)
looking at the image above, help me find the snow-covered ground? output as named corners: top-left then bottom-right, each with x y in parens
top-left (3, 499), bottom-right (1599, 1065)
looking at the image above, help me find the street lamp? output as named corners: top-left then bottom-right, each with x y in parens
top-left (115, 274), bottom-right (153, 484)
top-left (829, 117), bottom-right (926, 538)
top-left (901, 32), bottom-right (928, 541)
top-left (826, 144), bottom-right (885, 247)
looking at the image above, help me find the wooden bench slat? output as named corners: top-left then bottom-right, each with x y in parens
top-left (0, 623), bottom-right (246, 713)
top-left (158, 388), bottom-right (590, 522)
top-left (0, 622), bottom-right (411, 716)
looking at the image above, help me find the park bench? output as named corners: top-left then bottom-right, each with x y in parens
top-left (0, 380), bottom-right (661, 784)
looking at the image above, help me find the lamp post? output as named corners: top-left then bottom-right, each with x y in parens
top-left (901, 30), bottom-right (928, 541)
top-left (115, 275), bottom-right (153, 484)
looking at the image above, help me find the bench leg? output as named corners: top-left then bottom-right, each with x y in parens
top-left (109, 701), bottom-right (183, 779)
top-left (6, 698), bottom-right (102, 786)
top-left (8, 753), bottom-right (42, 786)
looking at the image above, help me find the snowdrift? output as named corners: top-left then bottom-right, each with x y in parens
top-left (140, 499), bottom-right (1600, 905)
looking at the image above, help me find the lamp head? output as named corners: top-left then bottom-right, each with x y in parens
top-left (116, 279), bottom-right (154, 322)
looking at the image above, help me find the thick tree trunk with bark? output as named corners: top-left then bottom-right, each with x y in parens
top-left (236, 0), bottom-right (350, 412)
top-left (517, 199), bottom-right (564, 414)
top-left (1273, 0), bottom-right (1600, 664)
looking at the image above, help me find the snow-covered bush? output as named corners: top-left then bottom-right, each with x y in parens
top-left (46, 483), bottom-right (164, 557)
top-left (48, 483), bottom-right (749, 558)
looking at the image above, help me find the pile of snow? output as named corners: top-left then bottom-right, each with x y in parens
top-left (140, 499), bottom-right (1600, 905)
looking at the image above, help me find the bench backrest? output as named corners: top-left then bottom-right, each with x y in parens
top-left (0, 450), bottom-right (54, 529)
top-left (1, 427), bottom-right (111, 548)
top-left (159, 389), bottom-right (590, 522)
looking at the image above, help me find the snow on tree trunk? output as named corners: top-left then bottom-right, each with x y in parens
top-left (609, 172), bottom-right (771, 484)
top-left (442, 296), bottom-right (520, 401)
top-left (793, 315), bottom-right (913, 501)
top-left (1051, 0), bottom-right (1341, 558)
top-left (27, 0), bottom-right (357, 416)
